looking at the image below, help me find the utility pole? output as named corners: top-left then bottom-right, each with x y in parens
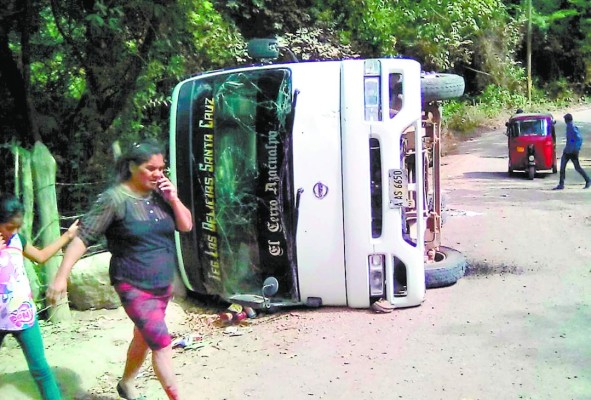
top-left (527, 0), bottom-right (532, 104)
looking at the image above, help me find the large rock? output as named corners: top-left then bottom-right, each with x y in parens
top-left (67, 252), bottom-right (189, 311)
top-left (68, 252), bottom-right (120, 310)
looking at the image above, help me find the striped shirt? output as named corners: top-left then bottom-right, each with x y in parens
top-left (79, 184), bottom-right (177, 289)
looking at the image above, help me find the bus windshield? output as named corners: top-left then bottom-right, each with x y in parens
top-left (173, 69), bottom-right (298, 300)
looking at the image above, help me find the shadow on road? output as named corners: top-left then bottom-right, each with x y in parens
top-left (462, 171), bottom-right (511, 180)
top-left (463, 171), bottom-right (555, 181)
top-left (0, 366), bottom-right (117, 400)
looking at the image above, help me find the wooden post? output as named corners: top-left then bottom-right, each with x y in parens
top-left (12, 146), bottom-right (42, 301)
top-left (32, 142), bottom-right (72, 322)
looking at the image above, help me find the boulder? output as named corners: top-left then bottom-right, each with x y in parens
top-left (68, 252), bottom-right (121, 310)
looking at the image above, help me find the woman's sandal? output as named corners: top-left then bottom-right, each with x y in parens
top-left (116, 381), bottom-right (146, 400)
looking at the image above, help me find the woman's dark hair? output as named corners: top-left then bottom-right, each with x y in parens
top-left (114, 139), bottom-right (165, 182)
top-left (0, 194), bottom-right (24, 224)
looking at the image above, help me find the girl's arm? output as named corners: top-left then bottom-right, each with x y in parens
top-left (22, 220), bottom-right (79, 264)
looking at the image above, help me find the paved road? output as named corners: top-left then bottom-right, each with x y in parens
top-left (459, 109), bottom-right (591, 185)
top-left (432, 107), bottom-right (591, 400)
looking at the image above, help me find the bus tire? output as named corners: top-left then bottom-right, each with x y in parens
top-left (425, 246), bottom-right (466, 289)
top-left (421, 73), bottom-right (465, 103)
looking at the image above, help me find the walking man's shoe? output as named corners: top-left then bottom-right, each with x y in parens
top-left (585, 182), bottom-right (591, 189)
top-left (553, 185), bottom-right (564, 190)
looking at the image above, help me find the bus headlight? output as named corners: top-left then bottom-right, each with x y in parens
top-left (368, 254), bottom-right (385, 296)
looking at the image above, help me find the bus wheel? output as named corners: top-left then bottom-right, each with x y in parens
top-left (425, 246), bottom-right (466, 289)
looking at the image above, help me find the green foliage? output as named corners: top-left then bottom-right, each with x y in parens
top-left (478, 85), bottom-right (528, 116)
top-left (522, 0), bottom-right (591, 87)
top-left (212, 0), bottom-right (315, 39)
top-left (443, 100), bottom-right (488, 133)
top-left (444, 82), bottom-right (545, 134)
top-left (186, 0), bottom-right (246, 68)
top-left (444, 81), bottom-right (590, 135)
top-left (1, 0), bottom-right (591, 215)
top-left (537, 78), bottom-right (581, 107)
top-left (470, 11), bottom-right (525, 92)
top-left (108, 0), bottom-right (245, 149)
top-left (315, 0), bottom-right (512, 70)
top-left (311, 0), bottom-right (397, 57)
top-left (278, 28), bottom-right (359, 60)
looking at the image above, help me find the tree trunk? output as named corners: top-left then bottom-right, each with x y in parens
top-left (22, 0), bottom-right (41, 142)
top-left (32, 142), bottom-right (72, 323)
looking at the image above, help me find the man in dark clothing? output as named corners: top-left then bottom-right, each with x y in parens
top-left (553, 113), bottom-right (591, 190)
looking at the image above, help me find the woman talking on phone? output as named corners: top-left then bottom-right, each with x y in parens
top-left (47, 139), bottom-right (193, 400)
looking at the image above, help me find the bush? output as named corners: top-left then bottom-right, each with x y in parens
top-left (443, 99), bottom-right (487, 133)
top-left (478, 85), bottom-right (528, 117)
top-left (443, 79), bottom-right (591, 136)
top-left (539, 79), bottom-right (578, 107)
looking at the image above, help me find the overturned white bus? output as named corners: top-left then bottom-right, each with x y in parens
top-left (169, 42), bottom-right (465, 310)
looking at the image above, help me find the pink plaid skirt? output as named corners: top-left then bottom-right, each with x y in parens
top-left (114, 282), bottom-right (173, 350)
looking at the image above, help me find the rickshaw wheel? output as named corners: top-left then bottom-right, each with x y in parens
top-left (527, 166), bottom-right (535, 180)
top-left (425, 246), bottom-right (466, 289)
top-left (552, 163), bottom-right (557, 174)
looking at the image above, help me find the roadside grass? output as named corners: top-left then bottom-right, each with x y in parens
top-left (443, 84), bottom-right (591, 137)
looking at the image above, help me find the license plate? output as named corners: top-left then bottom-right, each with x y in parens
top-left (389, 169), bottom-right (408, 208)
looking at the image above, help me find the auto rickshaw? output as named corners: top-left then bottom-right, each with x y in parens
top-left (505, 112), bottom-right (557, 179)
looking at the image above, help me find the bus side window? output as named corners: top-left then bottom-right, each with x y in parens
top-left (389, 73), bottom-right (403, 117)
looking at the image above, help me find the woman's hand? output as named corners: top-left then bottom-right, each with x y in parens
top-left (157, 176), bottom-right (180, 203)
top-left (47, 276), bottom-right (68, 305)
top-left (158, 176), bottom-right (193, 231)
top-left (46, 236), bottom-right (88, 305)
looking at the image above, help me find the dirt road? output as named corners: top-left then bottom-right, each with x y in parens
top-left (2, 108), bottom-right (590, 400)
top-left (166, 108), bottom-right (591, 400)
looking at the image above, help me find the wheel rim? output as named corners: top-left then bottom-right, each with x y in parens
top-left (434, 250), bottom-right (446, 262)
